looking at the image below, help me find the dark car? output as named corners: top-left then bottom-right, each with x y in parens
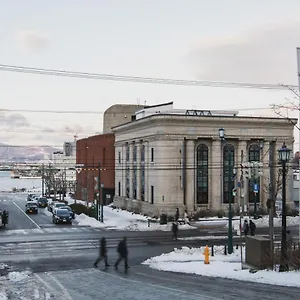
top-left (37, 197), bottom-right (48, 208)
top-left (60, 206), bottom-right (75, 219)
top-left (25, 202), bottom-right (38, 214)
top-left (52, 209), bottom-right (72, 224)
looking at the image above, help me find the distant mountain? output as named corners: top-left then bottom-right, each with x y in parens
top-left (0, 143), bottom-right (60, 163)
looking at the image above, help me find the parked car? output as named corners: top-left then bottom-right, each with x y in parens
top-left (25, 202), bottom-right (38, 214)
top-left (59, 206), bottom-right (75, 219)
top-left (37, 197), bottom-right (48, 208)
top-left (52, 209), bottom-right (72, 224)
top-left (50, 202), bottom-right (67, 214)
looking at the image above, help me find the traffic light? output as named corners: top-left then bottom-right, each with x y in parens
top-left (232, 188), bottom-right (237, 197)
top-left (243, 162), bottom-right (251, 179)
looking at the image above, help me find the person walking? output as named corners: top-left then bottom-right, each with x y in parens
top-left (94, 237), bottom-right (109, 268)
top-left (243, 220), bottom-right (249, 236)
top-left (184, 210), bottom-right (190, 225)
top-left (249, 220), bottom-right (256, 236)
top-left (114, 237), bottom-right (129, 270)
top-left (175, 208), bottom-right (180, 222)
top-left (172, 222), bottom-right (178, 240)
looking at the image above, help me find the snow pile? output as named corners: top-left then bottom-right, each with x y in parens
top-left (75, 206), bottom-right (196, 231)
top-left (230, 215), bottom-right (300, 230)
top-left (0, 263), bottom-right (10, 270)
top-left (8, 271), bottom-right (31, 282)
top-left (195, 215), bottom-right (300, 229)
top-left (0, 292), bottom-right (7, 300)
top-left (143, 246), bottom-right (300, 287)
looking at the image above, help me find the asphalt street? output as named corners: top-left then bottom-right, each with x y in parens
top-left (1, 192), bottom-right (299, 299)
top-left (1, 241), bottom-right (299, 300)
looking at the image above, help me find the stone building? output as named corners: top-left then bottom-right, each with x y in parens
top-left (112, 102), bottom-right (296, 217)
top-left (103, 104), bottom-right (147, 133)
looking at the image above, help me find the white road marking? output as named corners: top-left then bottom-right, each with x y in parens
top-left (47, 273), bottom-right (73, 300)
top-left (12, 201), bottom-right (41, 229)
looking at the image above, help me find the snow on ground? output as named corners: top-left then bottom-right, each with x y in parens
top-left (142, 246), bottom-right (300, 288)
top-left (195, 215), bottom-right (300, 229)
top-left (0, 270), bottom-right (60, 299)
top-left (74, 206), bottom-right (196, 231)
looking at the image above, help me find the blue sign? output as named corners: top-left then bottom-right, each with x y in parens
top-left (254, 183), bottom-right (259, 193)
top-left (237, 182), bottom-right (241, 188)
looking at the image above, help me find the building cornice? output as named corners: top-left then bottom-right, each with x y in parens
top-left (112, 114), bottom-right (296, 133)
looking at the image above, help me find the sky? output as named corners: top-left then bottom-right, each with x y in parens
top-left (1, 0), bottom-right (300, 149)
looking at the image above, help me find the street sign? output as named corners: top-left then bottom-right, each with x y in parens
top-left (254, 183), bottom-right (259, 193)
top-left (75, 164), bottom-right (84, 174)
top-left (76, 167), bottom-right (82, 173)
top-left (237, 182), bottom-right (241, 188)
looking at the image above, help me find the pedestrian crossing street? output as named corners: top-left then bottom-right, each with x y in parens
top-left (0, 226), bottom-right (102, 236)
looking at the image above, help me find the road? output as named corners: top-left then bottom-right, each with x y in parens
top-left (1, 236), bottom-right (299, 300)
top-left (0, 192), bottom-right (299, 299)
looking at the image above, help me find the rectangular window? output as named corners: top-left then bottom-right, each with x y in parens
top-left (118, 181), bottom-right (121, 196)
top-left (118, 151), bottom-right (121, 164)
top-left (151, 148), bottom-right (154, 162)
top-left (151, 185), bottom-right (154, 204)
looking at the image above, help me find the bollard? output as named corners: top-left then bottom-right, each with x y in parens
top-left (203, 245), bottom-right (210, 264)
top-left (148, 219), bottom-right (150, 227)
top-left (224, 245), bottom-right (227, 255)
top-left (236, 244), bottom-right (239, 250)
top-left (211, 245), bottom-right (214, 257)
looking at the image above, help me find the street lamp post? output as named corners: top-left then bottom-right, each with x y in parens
top-left (278, 142), bottom-right (292, 272)
top-left (219, 128), bottom-right (234, 254)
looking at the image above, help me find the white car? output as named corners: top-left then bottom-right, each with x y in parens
top-left (50, 202), bottom-right (67, 214)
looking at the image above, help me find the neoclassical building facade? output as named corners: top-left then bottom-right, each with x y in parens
top-left (112, 104), bottom-right (295, 216)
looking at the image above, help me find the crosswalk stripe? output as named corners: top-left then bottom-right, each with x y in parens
top-left (0, 226), bottom-right (98, 235)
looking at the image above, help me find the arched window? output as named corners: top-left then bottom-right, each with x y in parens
top-left (248, 144), bottom-right (260, 203)
top-left (223, 144), bottom-right (235, 203)
top-left (196, 144), bottom-right (209, 204)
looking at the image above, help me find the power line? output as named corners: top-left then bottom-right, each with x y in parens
top-left (0, 63), bottom-right (298, 90)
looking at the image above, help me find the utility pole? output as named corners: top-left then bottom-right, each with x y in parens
top-left (42, 164), bottom-right (45, 196)
top-left (268, 141), bottom-right (276, 269)
top-left (98, 162), bottom-right (104, 223)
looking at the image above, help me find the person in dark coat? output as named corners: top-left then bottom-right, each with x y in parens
top-left (243, 220), bottom-right (249, 236)
top-left (175, 208), bottom-right (180, 221)
top-left (94, 237), bottom-right (109, 268)
top-left (249, 220), bottom-right (256, 236)
top-left (114, 237), bottom-right (129, 270)
top-left (2, 210), bottom-right (8, 227)
top-left (172, 222), bottom-right (178, 240)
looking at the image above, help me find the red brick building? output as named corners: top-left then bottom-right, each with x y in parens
top-left (76, 133), bottom-right (115, 205)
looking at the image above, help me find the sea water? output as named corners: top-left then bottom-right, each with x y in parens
top-left (0, 171), bottom-right (42, 192)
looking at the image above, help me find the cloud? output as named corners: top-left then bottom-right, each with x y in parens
top-left (15, 30), bottom-right (49, 53)
top-left (0, 113), bottom-right (30, 128)
top-left (186, 20), bottom-right (300, 85)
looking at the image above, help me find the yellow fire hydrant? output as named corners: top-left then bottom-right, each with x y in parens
top-left (203, 245), bottom-right (210, 264)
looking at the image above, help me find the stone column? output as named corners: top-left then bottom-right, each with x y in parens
top-left (136, 142), bottom-right (141, 200)
top-left (237, 140), bottom-right (248, 210)
top-left (185, 139), bottom-right (196, 212)
top-left (122, 144), bottom-right (127, 197)
top-left (261, 141), bottom-right (270, 210)
top-left (211, 139), bottom-right (222, 211)
top-left (129, 142), bottom-right (134, 199)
